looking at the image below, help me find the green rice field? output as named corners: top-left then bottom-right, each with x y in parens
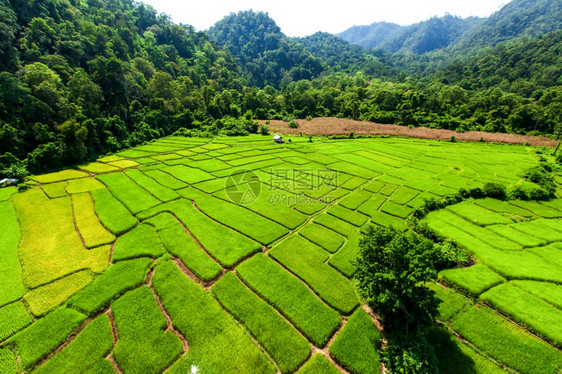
top-left (1, 135), bottom-right (561, 373)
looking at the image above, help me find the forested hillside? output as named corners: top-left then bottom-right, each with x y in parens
top-left (454, 0), bottom-right (562, 52)
top-left (207, 10), bottom-right (323, 87)
top-left (0, 0), bottom-right (560, 177)
top-left (296, 32), bottom-right (396, 76)
top-left (339, 0), bottom-right (562, 55)
top-left (0, 0), bottom-right (247, 173)
top-left (338, 15), bottom-right (483, 54)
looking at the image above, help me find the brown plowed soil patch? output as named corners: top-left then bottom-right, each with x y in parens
top-left (260, 118), bottom-right (556, 147)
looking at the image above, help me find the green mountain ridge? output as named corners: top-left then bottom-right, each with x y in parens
top-left (337, 0), bottom-right (562, 56)
top-left (337, 15), bottom-right (483, 54)
top-left (0, 0), bottom-right (560, 177)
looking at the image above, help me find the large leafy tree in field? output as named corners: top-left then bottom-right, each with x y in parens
top-left (355, 226), bottom-right (440, 333)
top-left (355, 226), bottom-right (442, 373)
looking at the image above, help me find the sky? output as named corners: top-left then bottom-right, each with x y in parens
top-left (139, 0), bottom-right (511, 37)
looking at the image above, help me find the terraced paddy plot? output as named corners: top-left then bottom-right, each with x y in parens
top-left (212, 273), bottom-right (311, 373)
top-left (0, 201), bottom-right (24, 307)
top-left (380, 200), bottom-right (413, 219)
top-left (509, 200), bottom-right (562, 218)
top-left (160, 164), bottom-right (214, 184)
top-left (511, 280), bottom-right (562, 309)
top-left (40, 181), bottom-right (67, 198)
top-left (7, 307), bottom-right (86, 369)
top-left (429, 283), bottom-right (471, 322)
top-left (237, 254), bottom-right (341, 347)
top-left (157, 217), bottom-right (222, 282)
top-left (0, 186), bottom-right (16, 201)
top-left (388, 186), bottom-right (419, 204)
top-left (296, 354), bottom-right (341, 374)
top-left (439, 264), bottom-right (505, 296)
top-left (427, 209), bottom-right (521, 250)
top-left (33, 314), bottom-right (113, 374)
top-left (112, 223), bottom-right (165, 261)
top-left (0, 302), bottom-right (33, 341)
top-left (299, 223), bottom-right (345, 253)
top-left (65, 177), bottom-right (105, 194)
top-left (270, 235), bottom-right (359, 314)
top-left (480, 283), bottom-right (562, 346)
top-left (510, 219), bottom-right (562, 242)
top-left (71, 193), bottom-right (115, 248)
top-left (427, 326), bottom-right (506, 374)
top-left (12, 190), bottom-right (108, 289)
top-left (474, 197), bottom-right (535, 217)
top-left (24, 270), bottom-right (93, 316)
top-left (108, 159), bottom-right (139, 169)
top-left (112, 287), bottom-right (183, 373)
top-left (487, 224), bottom-right (546, 247)
top-left (90, 188), bottom-right (138, 235)
top-left (142, 169), bottom-right (187, 190)
top-left (369, 211), bottom-right (407, 231)
top-left (30, 169), bottom-right (88, 184)
top-left (327, 204), bottom-right (369, 227)
top-left (67, 258), bottom-right (152, 315)
top-left (152, 260), bottom-right (275, 373)
top-left (97, 172), bottom-right (160, 214)
top-left (339, 189), bottom-right (372, 210)
top-left (139, 200), bottom-right (261, 267)
top-left (215, 186), bottom-right (308, 229)
top-left (446, 201), bottom-right (514, 226)
top-left (179, 187), bottom-right (288, 245)
top-left (451, 307), bottom-right (562, 374)
top-left (329, 308), bottom-right (382, 374)
top-left (80, 162), bottom-right (119, 174)
top-left (3, 135), bottom-right (562, 373)
top-left (124, 169), bottom-right (179, 202)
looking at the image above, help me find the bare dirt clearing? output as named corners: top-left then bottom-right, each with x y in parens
top-left (262, 118), bottom-right (557, 147)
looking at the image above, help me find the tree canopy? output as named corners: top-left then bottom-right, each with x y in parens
top-left (0, 0), bottom-right (560, 176)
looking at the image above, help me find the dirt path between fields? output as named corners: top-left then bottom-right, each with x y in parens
top-left (261, 118), bottom-right (557, 147)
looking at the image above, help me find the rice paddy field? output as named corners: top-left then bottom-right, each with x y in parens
top-left (1, 134), bottom-right (561, 373)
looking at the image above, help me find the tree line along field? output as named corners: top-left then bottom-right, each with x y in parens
top-left (0, 134), bottom-right (561, 373)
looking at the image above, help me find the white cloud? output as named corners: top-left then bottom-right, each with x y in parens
top-left (140, 0), bottom-right (511, 37)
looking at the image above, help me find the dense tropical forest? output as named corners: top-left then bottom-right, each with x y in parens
top-left (0, 0), bottom-right (561, 176)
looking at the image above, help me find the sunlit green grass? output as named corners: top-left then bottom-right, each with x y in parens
top-left (451, 307), bottom-right (562, 374)
top-left (480, 283), bottom-right (562, 346)
top-left (0, 302), bottom-right (33, 341)
top-left (97, 172), bottom-right (160, 214)
top-left (152, 260), bottom-right (275, 374)
top-left (67, 258), bottom-right (152, 315)
top-left (270, 235), bottom-right (359, 314)
top-left (212, 273), bottom-right (310, 373)
top-left (236, 254), bottom-right (341, 346)
top-left (0, 201), bottom-right (24, 306)
top-left (7, 308), bottom-right (86, 369)
top-left (33, 314), bottom-right (113, 374)
top-left (329, 308), bottom-right (381, 374)
top-left (91, 188), bottom-right (138, 235)
top-left (112, 287), bottom-right (183, 373)
top-left (439, 264), bottom-right (505, 296)
top-left (24, 271), bottom-right (93, 316)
